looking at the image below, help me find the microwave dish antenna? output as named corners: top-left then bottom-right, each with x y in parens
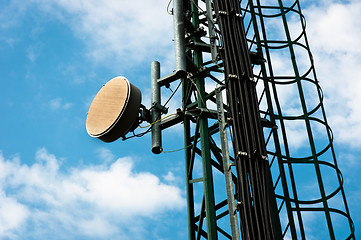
top-left (86, 76), bottom-right (142, 142)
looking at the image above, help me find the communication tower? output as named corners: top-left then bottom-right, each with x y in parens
top-left (86, 0), bottom-right (355, 239)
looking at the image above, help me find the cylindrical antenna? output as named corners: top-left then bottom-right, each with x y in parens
top-left (151, 61), bottom-right (162, 154)
top-left (173, 0), bottom-right (187, 76)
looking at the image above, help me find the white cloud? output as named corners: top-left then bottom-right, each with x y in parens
top-left (25, 42), bottom-right (43, 63)
top-left (0, 1), bottom-right (30, 30)
top-left (163, 171), bottom-right (176, 183)
top-left (0, 191), bottom-right (29, 238)
top-left (253, 0), bottom-right (361, 150)
top-left (303, 1), bottom-right (361, 147)
top-left (26, 47), bottom-right (36, 62)
top-left (30, 0), bottom-right (174, 68)
top-left (49, 97), bottom-right (73, 110)
top-left (96, 147), bottom-right (115, 163)
top-left (0, 148), bottom-right (185, 239)
top-left (162, 171), bottom-right (183, 185)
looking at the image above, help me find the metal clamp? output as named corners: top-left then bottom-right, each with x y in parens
top-left (152, 102), bottom-right (168, 114)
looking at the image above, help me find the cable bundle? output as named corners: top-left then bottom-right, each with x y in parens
top-left (213, 0), bottom-right (278, 239)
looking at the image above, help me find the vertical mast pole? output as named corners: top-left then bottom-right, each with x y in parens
top-left (174, 0), bottom-right (196, 239)
top-left (189, 0), bottom-right (218, 238)
top-left (151, 61), bottom-right (162, 154)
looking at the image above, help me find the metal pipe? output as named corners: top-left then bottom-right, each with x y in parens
top-left (173, 0), bottom-right (187, 76)
top-left (151, 61), bottom-right (162, 154)
top-left (205, 0), bottom-right (218, 61)
top-left (216, 87), bottom-right (240, 240)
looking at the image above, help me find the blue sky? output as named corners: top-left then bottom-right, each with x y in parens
top-left (0, 0), bottom-right (360, 239)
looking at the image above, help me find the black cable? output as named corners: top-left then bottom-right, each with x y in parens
top-left (213, 0), bottom-right (277, 239)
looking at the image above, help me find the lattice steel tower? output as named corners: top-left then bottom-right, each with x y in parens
top-left (147, 0), bottom-right (356, 239)
top-left (87, 0), bottom-right (356, 239)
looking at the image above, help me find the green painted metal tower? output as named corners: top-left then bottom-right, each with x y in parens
top-left (149, 0), bottom-right (355, 239)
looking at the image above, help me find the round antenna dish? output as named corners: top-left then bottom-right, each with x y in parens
top-left (86, 76), bottom-right (142, 142)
